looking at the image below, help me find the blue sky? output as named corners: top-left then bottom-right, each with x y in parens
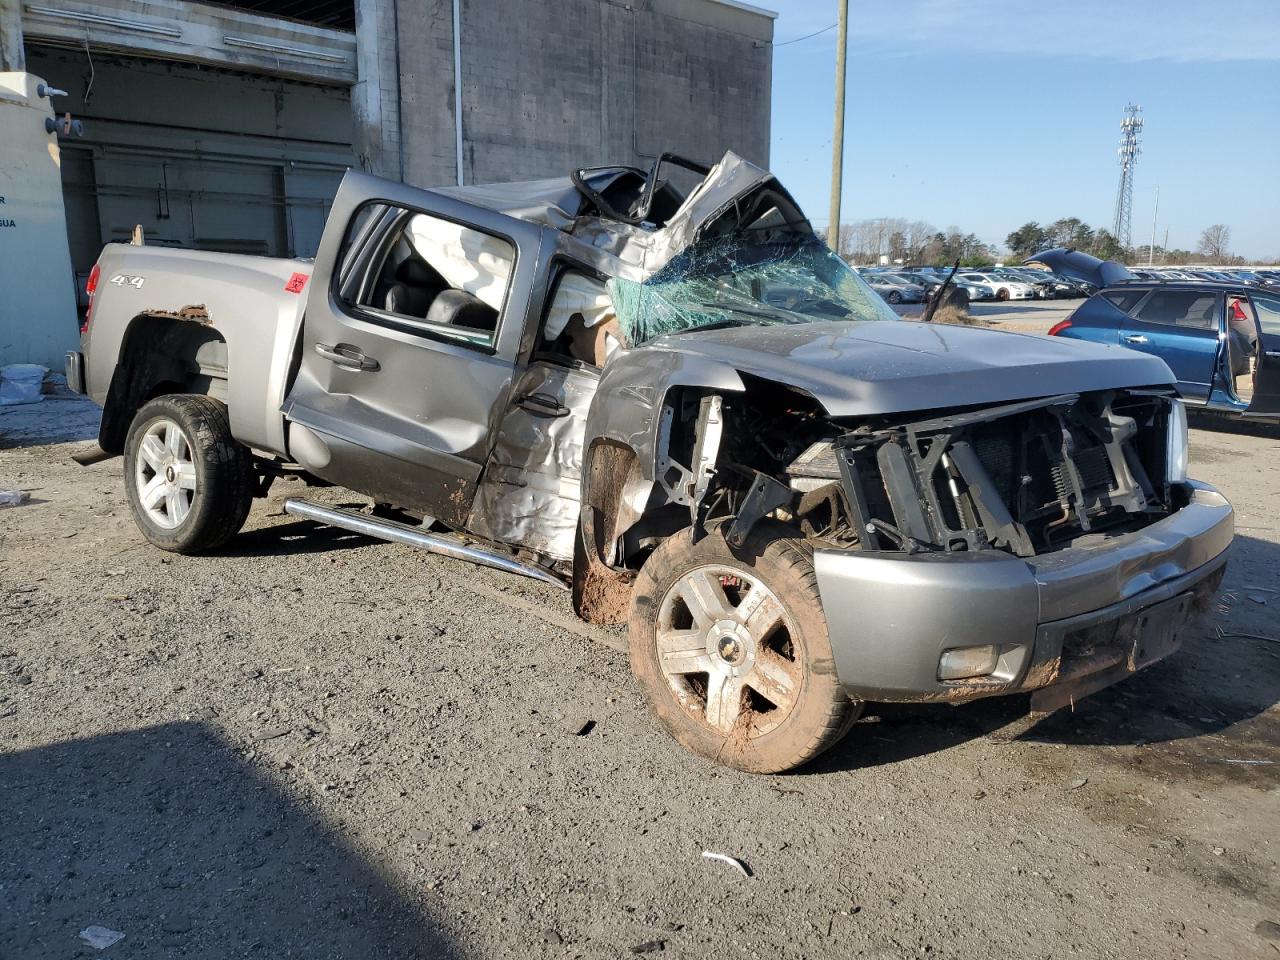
top-left (766, 0), bottom-right (1280, 259)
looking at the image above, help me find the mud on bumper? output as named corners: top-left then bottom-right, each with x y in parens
top-left (813, 481), bottom-right (1233, 704)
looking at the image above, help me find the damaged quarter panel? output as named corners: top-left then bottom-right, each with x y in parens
top-left (85, 244), bottom-right (309, 456)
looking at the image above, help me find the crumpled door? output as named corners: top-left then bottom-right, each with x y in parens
top-left (466, 362), bottom-right (600, 561)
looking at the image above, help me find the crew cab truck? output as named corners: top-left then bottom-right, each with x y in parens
top-left (67, 153), bottom-right (1234, 773)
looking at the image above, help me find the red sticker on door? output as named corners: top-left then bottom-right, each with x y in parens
top-left (284, 272), bottom-right (309, 294)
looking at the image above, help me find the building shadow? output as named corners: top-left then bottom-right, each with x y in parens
top-left (0, 722), bottom-right (459, 959)
top-left (810, 534), bottom-right (1280, 773)
top-left (1188, 409), bottom-right (1280, 441)
top-left (0, 397), bottom-right (101, 450)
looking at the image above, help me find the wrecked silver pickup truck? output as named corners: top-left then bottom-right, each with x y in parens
top-left (68, 153), bottom-right (1233, 773)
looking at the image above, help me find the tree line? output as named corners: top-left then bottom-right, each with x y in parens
top-left (837, 218), bottom-right (996, 266)
top-left (838, 215), bottom-right (1256, 267)
top-left (1006, 219), bottom-right (1251, 265)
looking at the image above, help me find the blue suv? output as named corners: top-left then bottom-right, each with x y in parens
top-left (1030, 248), bottom-right (1280, 419)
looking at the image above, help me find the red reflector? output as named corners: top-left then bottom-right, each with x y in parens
top-left (1047, 319), bottom-right (1072, 337)
top-left (82, 263), bottom-right (101, 333)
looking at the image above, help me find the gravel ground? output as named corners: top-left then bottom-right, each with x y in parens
top-left (2, 395), bottom-right (1278, 960)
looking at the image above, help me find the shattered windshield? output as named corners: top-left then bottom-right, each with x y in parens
top-left (608, 237), bottom-right (899, 345)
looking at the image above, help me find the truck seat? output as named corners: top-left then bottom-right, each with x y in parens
top-left (384, 257), bottom-right (445, 317)
top-left (425, 288), bottom-right (498, 332)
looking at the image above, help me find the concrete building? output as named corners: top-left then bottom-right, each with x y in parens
top-left (0, 0), bottom-right (775, 367)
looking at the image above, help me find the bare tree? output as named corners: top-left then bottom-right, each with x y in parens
top-left (1198, 224), bottom-right (1231, 262)
top-left (837, 223), bottom-right (857, 259)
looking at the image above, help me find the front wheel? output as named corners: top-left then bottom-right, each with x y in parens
top-left (629, 523), bottom-right (859, 773)
top-left (996, 287), bottom-right (1010, 301)
top-left (886, 290), bottom-right (902, 304)
top-left (123, 395), bottom-right (255, 553)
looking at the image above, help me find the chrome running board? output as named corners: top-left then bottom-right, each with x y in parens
top-left (283, 498), bottom-right (568, 590)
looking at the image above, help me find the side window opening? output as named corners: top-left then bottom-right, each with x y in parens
top-left (1133, 290), bottom-right (1217, 330)
top-left (539, 268), bottom-right (622, 368)
top-left (1252, 293), bottom-right (1280, 336)
top-left (1102, 289), bottom-right (1148, 314)
top-left (340, 204), bottom-right (515, 347)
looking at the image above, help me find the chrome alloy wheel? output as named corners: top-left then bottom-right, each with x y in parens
top-left (655, 565), bottom-right (800, 737)
top-left (134, 418), bottom-right (197, 529)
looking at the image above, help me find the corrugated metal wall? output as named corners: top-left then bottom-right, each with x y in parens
top-left (27, 45), bottom-right (355, 302)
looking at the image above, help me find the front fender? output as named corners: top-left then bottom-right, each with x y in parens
top-left (582, 344), bottom-right (745, 494)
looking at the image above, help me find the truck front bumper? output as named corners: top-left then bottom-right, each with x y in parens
top-left (813, 481), bottom-right (1233, 704)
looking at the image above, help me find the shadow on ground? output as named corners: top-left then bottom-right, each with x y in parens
top-left (813, 534), bottom-right (1280, 775)
top-left (1189, 410), bottom-right (1280, 441)
top-left (0, 722), bottom-right (458, 959)
top-left (223, 518), bottom-right (376, 558)
top-left (0, 396), bottom-right (100, 450)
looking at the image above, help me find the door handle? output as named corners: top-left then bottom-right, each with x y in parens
top-left (315, 342), bottom-right (380, 371)
top-left (1265, 350), bottom-right (1280, 360)
top-left (516, 392), bottom-right (570, 417)
top-left (1122, 334), bottom-right (1149, 345)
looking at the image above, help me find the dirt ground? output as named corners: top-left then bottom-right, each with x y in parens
top-left (2, 394), bottom-right (1278, 960)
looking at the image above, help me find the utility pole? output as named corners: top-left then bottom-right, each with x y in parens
top-left (1149, 185), bottom-right (1159, 267)
top-left (826, 0), bottom-right (848, 254)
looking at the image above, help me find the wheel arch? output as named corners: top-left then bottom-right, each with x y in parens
top-left (99, 313), bottom-right (229, 454)
top-left (572, 349), bottom-right (743, 623)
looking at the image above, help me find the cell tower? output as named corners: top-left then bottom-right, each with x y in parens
top-left (1111, 103), bottom-right (1143, 250)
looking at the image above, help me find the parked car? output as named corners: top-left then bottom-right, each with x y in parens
top-left (65, 156), bottom-right (1234, 774)
top-left (958, 272), bottom-right (1036, 300)
top-left (1008, 269), bottom-right (1077, 299)
top-left (865, 275), bottom-right (925, 304)
top-left (895, 271), bottom-right (981, 307)
top-left (1031, 247), bottom-right (1280, 418)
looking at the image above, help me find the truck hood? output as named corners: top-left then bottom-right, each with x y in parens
top-left (647, 320), bottom-right (1175, 418)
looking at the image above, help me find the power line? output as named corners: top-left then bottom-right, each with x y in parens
top-left (775, 22), bottom-right (837, 46)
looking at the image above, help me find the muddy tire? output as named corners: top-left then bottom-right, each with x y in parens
top-left (996, 287), bottom-right (1010, 301)
top-left (123, 395), bottom-right (254, 554)
top-left (629, 522), bottom-right (859, 773)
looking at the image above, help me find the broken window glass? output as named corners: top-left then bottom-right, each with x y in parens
top-left (607, 237), bottom-right (898, 346)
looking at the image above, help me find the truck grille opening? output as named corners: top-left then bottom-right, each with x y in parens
top-left (833, 390), bottom-right (1176, 557)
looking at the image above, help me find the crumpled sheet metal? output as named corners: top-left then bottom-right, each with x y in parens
top-left (467, 363), bottom-right (599, 561)
top-left (434, 152), bottom-right (797, 288)
top-left (561, 151), bottom-right (785, 284)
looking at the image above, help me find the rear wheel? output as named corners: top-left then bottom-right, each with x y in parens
top-left (886, 290), bottom-right (902, 304)
top-left (123, 395), bottom-right (254, 553)
top-left (629, 523), bottom-right (859, 773)
top-left (996, 287), bottom-right (1010, 301)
